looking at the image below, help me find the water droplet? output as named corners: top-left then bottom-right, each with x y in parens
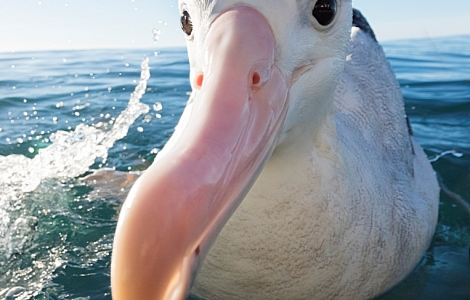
top-left (63, 58), bottom-right (67, 63)
top-left (137, 127), bottom-right (144, 132)
top-left (152, 28), bottom-right (161, 42)
top-left (17, 138), bottom-right (24, 144)
top-left (125, 63), bottom-right (129, 67)
top-left (56, 102), bottom-right (64, 108)
top-left (11, 65), bottom-right (15, 68)
top-left (28, 147), bottom-right (35, 153)
top-left (150, 148), bottom-right (159, 154)
top-left (153, 102), bottom-right (162, 111)
top-left (107, 87), bottom-right (112, 92)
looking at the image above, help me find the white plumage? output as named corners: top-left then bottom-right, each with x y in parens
top-left (111, 1), bottom-right (440, 299)
top-left (192, 13), bottom-right (439, 300)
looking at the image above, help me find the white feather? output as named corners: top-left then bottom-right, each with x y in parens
top-left (178, 1), bottom-right (440, 299)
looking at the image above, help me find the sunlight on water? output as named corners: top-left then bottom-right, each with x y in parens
top-left (0, 57), bottom-right (150, 298)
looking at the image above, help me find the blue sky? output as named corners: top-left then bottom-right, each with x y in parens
top-left (1, 0), bottom-right (469, 52)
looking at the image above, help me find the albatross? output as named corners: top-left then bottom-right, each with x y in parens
top-left (111, 0), bottom-right (440, 299)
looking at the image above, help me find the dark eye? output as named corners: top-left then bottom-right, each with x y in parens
top-left (181, 10), bottom-right (193, 36)
top-left (312, 0), bottom-right (337, 26)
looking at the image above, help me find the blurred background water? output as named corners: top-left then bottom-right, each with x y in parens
top-left (0, 35), bottom-right (469, 299)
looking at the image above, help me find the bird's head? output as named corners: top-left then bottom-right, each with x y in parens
top-left (111, 1), bottom-right (352, 299)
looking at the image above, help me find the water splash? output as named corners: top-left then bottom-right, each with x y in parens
top-left (1, 56), bottom-right (150, 188)
top-left (0, 57), bottom-right (151, 298)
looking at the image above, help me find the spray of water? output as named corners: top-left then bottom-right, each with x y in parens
top-left (0, 57), bottom-right (151, 298)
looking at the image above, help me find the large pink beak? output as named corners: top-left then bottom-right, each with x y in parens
top-left (111, 6), bottom-right (289, 300)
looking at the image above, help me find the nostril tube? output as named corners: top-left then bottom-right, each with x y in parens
top-left (250, 65), bottom-right (271, 89)
top-left (195, 74), bottom-right (204, 89)
top-left (252, 72), bottom-right (261, 85)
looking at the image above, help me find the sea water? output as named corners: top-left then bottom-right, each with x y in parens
top-left (0, 36), bottom-right (469, 299)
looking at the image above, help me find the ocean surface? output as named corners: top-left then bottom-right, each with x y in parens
top-left (0, 35), bottom-right (469, 299)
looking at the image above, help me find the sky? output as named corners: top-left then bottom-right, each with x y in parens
top-left (1, 0), bottom-right (470, 53)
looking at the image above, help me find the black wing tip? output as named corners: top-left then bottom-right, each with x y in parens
top-left (352, 9), bottom-right (377, 42)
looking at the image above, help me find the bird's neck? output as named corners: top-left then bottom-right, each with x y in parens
top-left (243, 111), bottom-right (342, 222)
top-left (276, 97), bottom-right (337, 155)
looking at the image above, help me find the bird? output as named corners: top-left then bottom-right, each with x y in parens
top-left (111, 0), bottom-right (440, 299)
